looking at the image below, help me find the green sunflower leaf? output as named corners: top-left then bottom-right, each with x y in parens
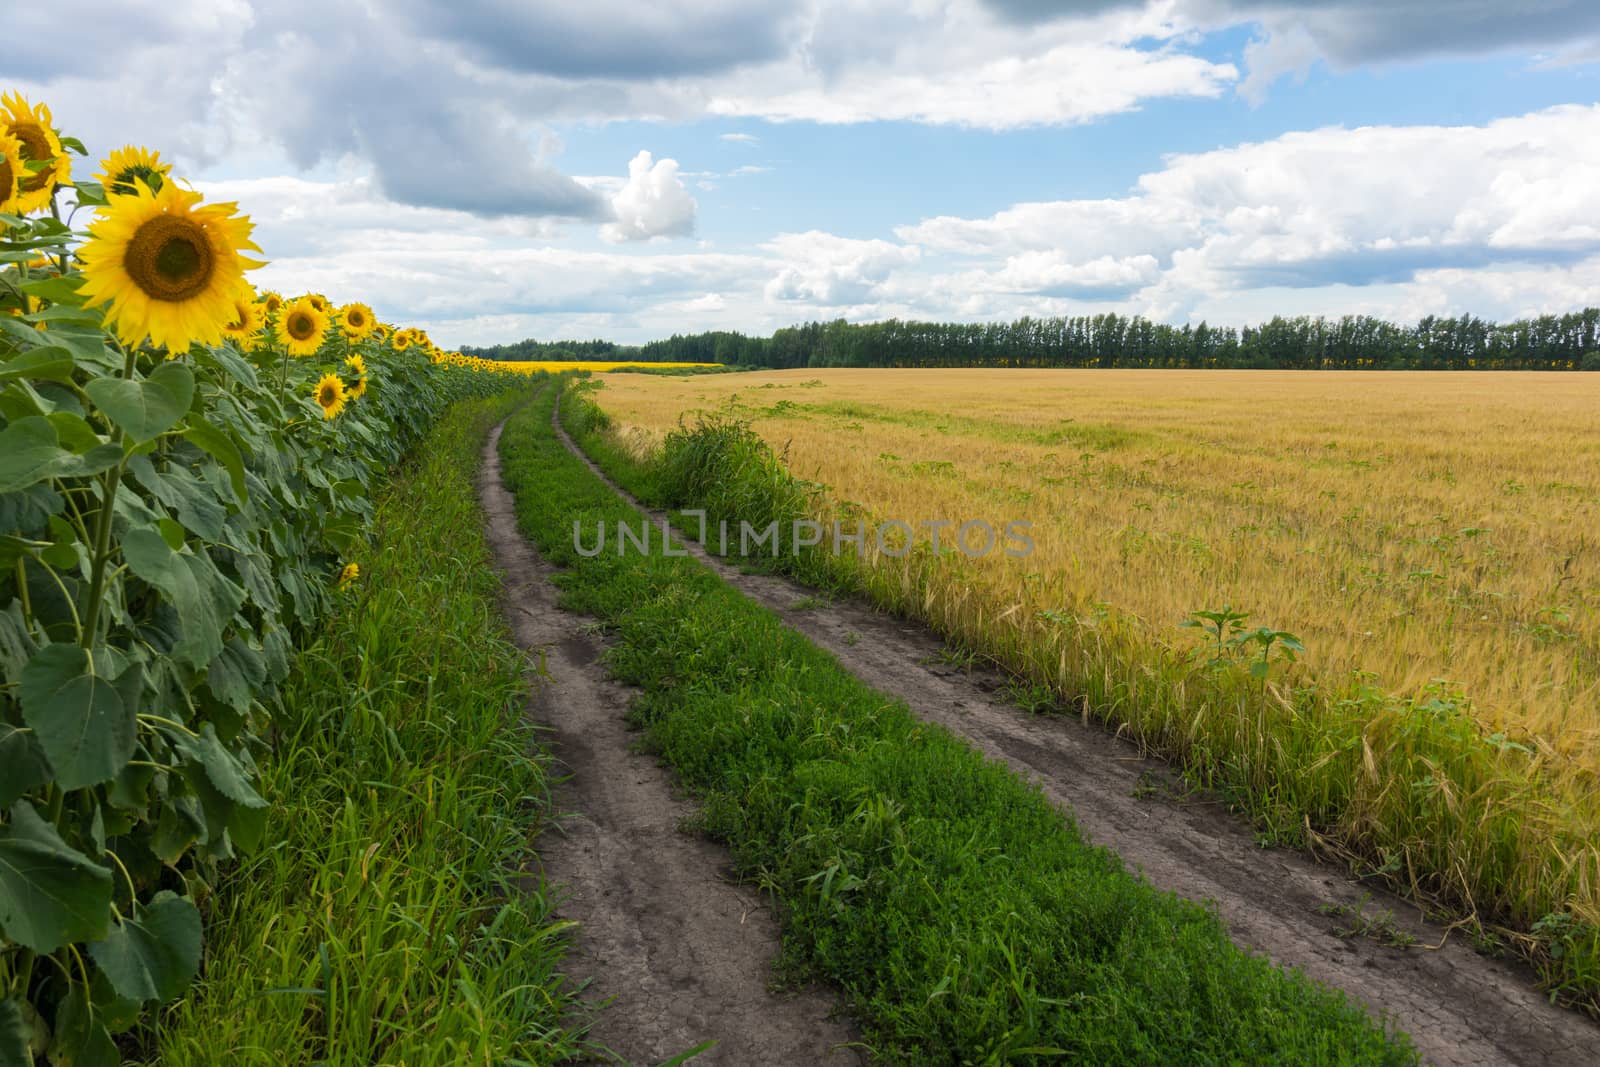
top-left (180, 414), bottom-right (248, 503)
top-left (0, 800), bottom-right (113, 952)
top-left (19, 274), bottom-right (86, 307)
top-left (0, 417), bottom-right (71, 492)
top-left (120, 525), bottom-right (244, 667)
top-left (85, 362), bottom-right (195, 443)
top-left (0, 345), bottom-right (77, 384)
top-left (0, 723), bottom-right (53, 807)
top-left (87, 891), bottom-right (203, 1003)
top-left (18, 644), bottom-right (138, 791)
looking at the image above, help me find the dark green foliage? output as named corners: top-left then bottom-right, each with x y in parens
top-left (0, 207), bottom-right (529, 1058)
top-left (485, 308), bottom-right (1600, 371)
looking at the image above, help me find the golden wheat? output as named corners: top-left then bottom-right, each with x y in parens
top-left (595, 368), bottom-right (1600, 936)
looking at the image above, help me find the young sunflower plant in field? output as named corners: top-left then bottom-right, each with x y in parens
top-left (0, 91), bottom-right (533, 1064)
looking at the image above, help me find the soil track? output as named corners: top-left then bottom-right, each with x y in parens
top-left (479, 419), bottom-right (864, 1065)
top-left (545, 398), bottom-right (1600, 1067)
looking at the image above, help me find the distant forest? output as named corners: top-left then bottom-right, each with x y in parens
top-left (463, 308), bottom-right (1600, 371)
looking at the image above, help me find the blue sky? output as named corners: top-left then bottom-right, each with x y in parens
top-left (13, 1), bottom-right (1600, 346)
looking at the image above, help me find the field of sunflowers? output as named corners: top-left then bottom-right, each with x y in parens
top-left (0, 92), bottom-right (542, 1061)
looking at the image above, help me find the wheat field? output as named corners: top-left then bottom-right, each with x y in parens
top-left (591, 367), bottom-right (1600, 936)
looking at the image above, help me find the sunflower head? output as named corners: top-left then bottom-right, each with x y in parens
top-left (338, 301), bottom-right (376, 340)
top-left (1, 92), bottom-right (71, 214)
top-left (344, 354), bottom-right (369, 401)
top-left (391, 327), bottom-right (414, 351)
top-left (77, 179), bottom-right (265, 352)
top-left (0, 129), bottom-right (25, 215)
top-left (96, 145), bottom-right (172, 197)
top-left (337, 561), bottom-right (360, 588)
top-left (277, 296), bottom-right (329, 357)
top-left (305, 292), bottom-right (331, 314)
top-left (314, 373), bottom-right (348, 419)
top-left (260, 290), bottom-right (284, 316)
top-left (223, 289), bottom-right (264, 342)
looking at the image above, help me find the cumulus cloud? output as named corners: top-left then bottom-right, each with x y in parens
top-left (192, 172), bottom-right (758, 342)
top-left (396, 0), bottom-right (800, 78)
top-left (704, 2), bottom-right (1237, 128)
top-left (763, 232), bottom-right (922, 305)
top-left (898, 104), bottom-right (1600, 306)
top-left (601, 151), bottom-right (698, 243)
top-left (982, 1), bottom-right (1600, 102)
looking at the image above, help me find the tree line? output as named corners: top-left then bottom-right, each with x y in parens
top-left (470, 309), bottom-right (1600, 370)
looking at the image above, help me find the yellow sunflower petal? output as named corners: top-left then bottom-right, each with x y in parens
top-left (0, 92), bottom-right (71, 215)
top-left (314, 372), bottom-right (348, 419)
top-left (277, 297), bottom-right (330, 357)
top-left (96, 144), bottom-right (173, 197)
top-left (77, 178), bottom-right (264, 352)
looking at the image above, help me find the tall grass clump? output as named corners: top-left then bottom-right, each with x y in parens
top-left (148, 390), bottom-right (591, 1064)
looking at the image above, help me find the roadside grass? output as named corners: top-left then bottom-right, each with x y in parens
top-left (498, 382), bottom-right (1416, 1064)
top-left (144, 391), bottom-right (592, 1065)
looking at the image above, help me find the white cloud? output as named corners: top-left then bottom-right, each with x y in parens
top-left (719, 132), bottom-right (760, 144)
top-left (900, 104), bottom-right (1600, 305)
top-left (762, 232), bottom-right (922, 304)
top-left (601, 151), bottom-right (698, 243)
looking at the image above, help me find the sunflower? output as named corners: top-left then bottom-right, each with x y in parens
top-left (222, 289), bottom-right (264, 342)
top-left (0, 129), bottom-right (24, 215)
top-left (1, 93), bottom-right (71, 214)
top-left (337, 562), bottom-right (360, 588)
top-left (277, 296), bottom-right (329, 356)
top-left (305, 292), bottom-right (331, 314)
top-left (391, 327), bottom-right (415, 351)
top-left (314, 373), bottom-right (348, 419)
top-left (96, 145), bottom-right (172, 197)
top-left (77, 179), bottom-right (264, 352)
top-left (344, 353), bottom-right (369, 400)
top-left (338, 302), bottom-right (376, 340)
top-left (260, 290), bottom-right (284, 316)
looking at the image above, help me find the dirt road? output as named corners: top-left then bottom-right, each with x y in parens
top-left (479, 420), bottom-right (864, 1065)
top-left (545, 399), bottom-right (1600, 1067)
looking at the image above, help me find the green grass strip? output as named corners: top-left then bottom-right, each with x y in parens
top-left (498, 382), bottom-right (1416, 1065)
top-left (147, 391), bottom-right (591, 1065)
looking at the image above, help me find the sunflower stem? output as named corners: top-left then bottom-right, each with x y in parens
top-left (276, 342), bottom-right (292, 414)
top-left (14, 557), bottom-right (32, 631)
top-left (48, 187), bottom-right (70, 274)
top-left (78, 343), bottom-right (137, 648)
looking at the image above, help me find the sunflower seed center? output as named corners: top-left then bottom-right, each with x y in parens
top-left (12, 124), bottom-right (54, 192)
top-left (125, 216), bottom-right (215, 302)
top-left (288, 312), bottom-right (317, 340)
